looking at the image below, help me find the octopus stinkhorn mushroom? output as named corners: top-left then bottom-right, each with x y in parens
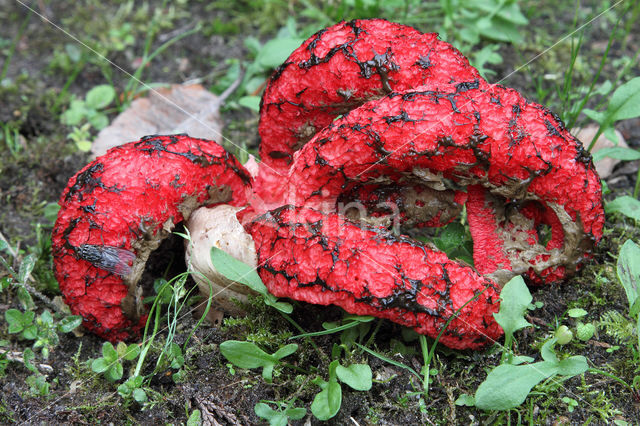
top-left (52, 19), bottom-right (604, 350)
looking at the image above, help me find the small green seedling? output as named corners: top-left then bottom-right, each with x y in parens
top-left (562, 396), bottom-right (579, 412)
top-left (117, 375), bottom-right (148, 402)
top-left (61, 84), bottom-right (116, 150)
top-left (5, 309), bottom-right (36, 339)
top-left (254, 400), bottom-right (306, 426)
top-left (219, 341), bottom-right (298, 383)
top-left (466, 276), bottom-right (588, 410)
top-left (91, 341), bottom-right (141, 382)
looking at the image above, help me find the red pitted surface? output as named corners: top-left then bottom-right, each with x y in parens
top-left (284, 83), bottom-right (604, 284)
top-left (52, 135), bottom-right (251, 341)
top-left (248, 206), bottom-right (502, 350)
top-left (256, 18), bottom-right (486, 205)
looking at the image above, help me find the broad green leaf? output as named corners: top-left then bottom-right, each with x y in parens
top-left (40, 310), bottom-right (53, 325)
top-left (133, 388), bottom-right (147, 402)
top-left (592, 146), bottom-right (640, 162)
top-left (220, 341), bottom-right (276, 369)
top-left (91, 358), bottom-right (110, 373)
top-left (237, 96), bottom-right (260, 112)
top-left (336, 363), bottom-right (372, 391)
top-left (606, 196), bottom-right (640, 221)
top-left (256, 38), bottom-right (305, 69)
top-left (220, 341), bottom-right (296, 383)
top-left (211, 247), bottom-right (292, 313)
top-left (455, 394), bottom-right (475, 406)
top-left (107, 363), bottom-right (124, 381)
top-left (17, 254), bottom-right (36, 285)
top-left (493, 276), bottom-right (532, 337)
top-left (85, 84), bottom-right (116, 110)
top-left (603, 77), bottom-right (640, 123)
top-left (617, 240), bottom-right (640, 312)
top-left (273, 343), bottom-right (299, 360)
top-left (22, 325), bottom-right (37, 340)
top-left (556, 355), bottom-right (588, 376)
top-left (285, 406), bottom-right (306, 420)
top-left (102, 342), bottom-right (118, 361)
top-left (582, 108), bottom-right (604, 124)
top-left (210, 247), bottom-right (267, 294)
top-left (58, 315), bottom-right (82, 333)
top-left (5, 308), bottom-right (24, 331)
top-left (264, 293), bottom-right (293, 314)
top-left (124, 344), bottom-right (141, 361)
top-left (567, 308), bottom-right (588, 318)
top-left (475, 361), bottom-right (558, 410)
top-left (88, 113), bottom-right (109, 130)
top-left (60, 100), bottom-right (87, 126)
top-left (311, 380), bottom-right (342, 421)
top-left (254, 402), bottom-right (277, 420)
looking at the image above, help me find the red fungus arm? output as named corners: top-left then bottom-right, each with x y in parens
top-left (248, 206), bottom-right (502, 350)
top-left (284, 83), bottom-right (604, 285)
top-left (256, 18), bottom-right (487, 205)
top-left (52, 134), bottom-right (252, 341)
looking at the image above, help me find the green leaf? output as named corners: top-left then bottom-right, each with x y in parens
top-left (256, 38), bottom-right (305, 69)
top-left (124, 344), bottom-right (141, 361)
top-left (88, 113), bottom-right (109, 130)
top-left (17, 254), bottom-right (36, 284)
top-left (602, 77), bottom-right (640, 123)
top-left (593, 146), bottom-right (640, 161)
top-left (311, 380), bottom-right (342, 421)
top-left (273, 343), bottom-right (299, 360)
top-left (475, 361), bottom-right (558, 410)
top-left (284, 406), bottom-right (306, 420)
top-left (237, 96), bottom-right (260, 112)
top-left (220, 341), bottom-right (296, 383)
top-left (40, 310), bottom-right (53, 325)
top-left (85, 84), bottom-right (116, 110)
top-left (58, 315), bottom-right (82, 333)
top-left (23, 348), bottom-right (37, 373)
top-left (254, 402), bottom-right (276, 420)
top-left (16, 286), bottom-right (34, 310)
top-left (210, 247), bottom-right (267, 294)
top-left (101, 342), bottom-right (118, 362)
top-left (556, 355), bottom-right (588, 376)
top-left (617, 240), bottom-right (640, 312)
top-left (211, 247), bottom-right (292, 313)
top-left (264, 293), bottom-right (293, 314)
top-left (455, 394), bottom-right (475, 406)
top-left (132, 388), bottom-right (147, 402)
top-left (106, 363), bottom-right (123, 381)
top-left (5, 308), bottom-right (24, 331)
top-left (606, 196), bottom-right (640, 221)
top-left (186, 409), bottom-right (202, 426)
top-left (336, 363), bottom-right (372, 391)
top-left (493, 276), bottom-right (532, 337)
top-left (22, 325), bottom-right (37, 340)
top-left (91, 358), bottom-right (110, 373)
top-left (567, 308), bottom-right (588, 318)
top-left (61, 100), bottom-right (87, 126)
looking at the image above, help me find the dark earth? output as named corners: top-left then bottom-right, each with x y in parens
top-left (1, 1), bottom-right (640, 424)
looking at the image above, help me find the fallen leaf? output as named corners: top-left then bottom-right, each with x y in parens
top-left (572, 125), bottom-right (628, 179)
top-left (92, 84), bottom-right (223, 157)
